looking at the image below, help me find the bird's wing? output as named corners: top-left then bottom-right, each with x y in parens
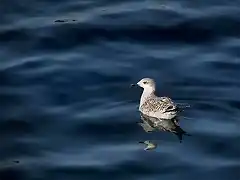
top-left (153, 96), bottom-right (177, 113)
top-left (140, 96), bottom-right (177, 115)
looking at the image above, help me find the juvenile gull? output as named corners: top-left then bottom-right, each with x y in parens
top-left (132, 78), bottom-right (180, 120)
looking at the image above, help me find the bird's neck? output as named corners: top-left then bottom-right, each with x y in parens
top-left (140, 87), bottom-right (155, 106)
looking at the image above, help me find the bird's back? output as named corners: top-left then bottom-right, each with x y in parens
top-left (139, 93), bottom-right (178, 119)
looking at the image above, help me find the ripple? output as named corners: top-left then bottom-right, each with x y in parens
top-left (1, 1), bottom-right (240, 180)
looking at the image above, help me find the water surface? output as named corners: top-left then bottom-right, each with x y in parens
top-left (0, 0), bottom-right (240, 180)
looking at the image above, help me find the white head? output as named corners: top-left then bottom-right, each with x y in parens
top-left (136, 78), bottom-right (156, 92)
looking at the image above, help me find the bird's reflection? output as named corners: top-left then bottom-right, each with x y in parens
top-left (138, 112), bottom-right (191, 146)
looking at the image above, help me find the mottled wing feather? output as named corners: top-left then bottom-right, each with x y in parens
top-left (141, 96), bottom-right (177, 113)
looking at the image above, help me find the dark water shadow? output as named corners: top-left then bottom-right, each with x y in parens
top-left (138, 112), bottom-right (191, 147)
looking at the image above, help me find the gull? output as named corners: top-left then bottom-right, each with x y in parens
top-left (131, 78), bottom-right (187, 121)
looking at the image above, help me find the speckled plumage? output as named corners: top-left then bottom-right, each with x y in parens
top-left (135, 78), bottom-right (178, 120)
top-left (139, 93), bottom-right (178, 119)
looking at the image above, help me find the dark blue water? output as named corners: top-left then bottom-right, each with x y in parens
top-left (1, 0), bottom-right (240, 180)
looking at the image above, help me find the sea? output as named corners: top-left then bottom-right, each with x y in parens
top-left (0, 0), bottom-right (240, 180)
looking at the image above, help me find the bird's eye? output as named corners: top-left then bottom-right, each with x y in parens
top-left (143, 81), bottom-right (147, 84)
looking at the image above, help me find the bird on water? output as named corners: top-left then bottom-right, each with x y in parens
top-left (131, 78), bottom-right (190, 143)
top-left (131, 77), bottom-right (185, 121)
